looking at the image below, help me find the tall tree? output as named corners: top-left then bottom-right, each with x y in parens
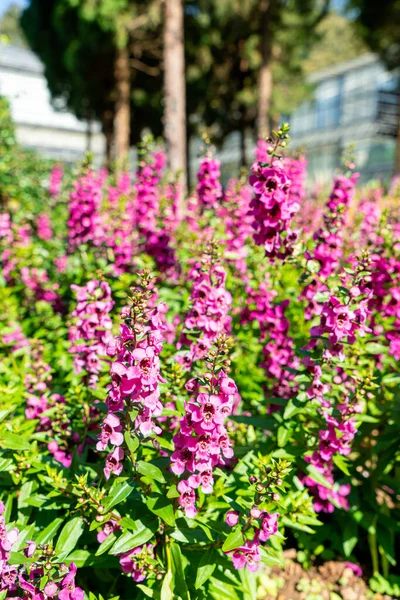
top-left (303, 12), bottom-right (368, 74)
top-left (0, 4), bottom-right (27, 47)
top-left (164, 0), bottom-right (187, 186)
top-left (346, 0), bottom-right (400, 172)
top-left (257, 0), bottom-right (273, 138)
top-left (186, 0), bottom-right (329, 156)
top-left (21, 0), bottom-right (163, 164)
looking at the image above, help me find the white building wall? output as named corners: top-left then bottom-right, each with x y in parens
top-left (0, 43), bottom-right (105, 162)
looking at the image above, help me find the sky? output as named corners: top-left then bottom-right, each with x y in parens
top-left (0, 0), bottom-right (27, 18)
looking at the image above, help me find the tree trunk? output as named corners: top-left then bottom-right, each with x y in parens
top-left (86, 118), bottom-right (92, 154)
top-left (114, 45), bottom-right (131, 165)
top-left (257, 0), bottom-right (272, 140)
top-left (395, 93), bottom-right (400, 174)
top-left (186, 129), bottom-right (192, 189)
top-left (103, 109), bottom-right (114, 168)
top-left (163, 0), bottom-right (187, 191)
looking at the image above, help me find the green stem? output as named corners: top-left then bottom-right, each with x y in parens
top-left (368, 522), bottom-right (379, 576)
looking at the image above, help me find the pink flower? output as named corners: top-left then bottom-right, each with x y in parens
top-left (49, 164), bottom-right (63, 197)
top-left (258, 512), bottom-right (279, 542)
top-left (104, 447), bottom-right (124, 480)
top-left (19, 576), bottom-right (45, 600)
top-left (97, 520), bottom-right (120, 544)
top-left (58, 563), bottom-right (84, 600)
top-left (36, 213), bottom-right (53, 240)
top-left (231, 542), bottom-right (261, 572)
top-left (225, 511), bottom-right (240, 527)
top-left (345, 562), bottom-right (362, 577)
top-left (97, 414), bottom-right (124, 451)
top-left (119, 544), bottom-right (154, 582)
top-left (177, 480), bottom-right (197, 518)
top-left (24, 541), bottom-right (36, 558)
top-left (43, 581), bottom-right (58, 597)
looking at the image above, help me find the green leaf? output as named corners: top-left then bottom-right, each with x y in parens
top-left (277, 425), bottom-right (290, 448)
top-left (282, 516), bottom-right (315, 534)
top-left (160, 569), bottom-right (173, 600)
top-left (55, 517), bottom-right (84, 556)
top-left (230, 415), bottom-right (275, 428)
top-left (103, 481), bottom-right (134, 512)
top-left (365, 342), bottom-right (387, 354)
top-left (259, 546), bottom-right (284, 567)
top-left (147, 495), bottom-right (175, 527)
top-left (378, 528), bottom-right (396, 566)
top-left (155, 435), bottom-right (174, 451)
top-left (18, 480), bottom-right (36, 509)
top-left (195, 548), bottom-right (217, 589)
top-left (124, 432), bottom-right (139, 455)
top-left (306, 464), bottom-right (332, 489)
top-left (333, 454), bottom-right (351, 476)
top-left (167, 485), bottom-right (180, 499)
top-left (36, 518), bottom-right (64, 545)
top-left (137, 460), bottom-right (166, 483)
top-left (95, 533), bottom-right (117, 556)
top-left (170, 543), bottom-right (190, 600)
top-left (283, 400), bottom-right (301, 420)
top-left (222, 527), bottom-right (244, 552)
top-left (0, 408), bottom-right (14, 423)
top-left (170, 528), bottom-right (210, 544)
top-left (343, 519), bottom-right (358, 558)
top-left (136, 585), bottom-right (155, 598)
top-left (8, 552), bottom-right (28, 565)
top-left (0, 432), bottom-right (32, 451)
top-left (110, 525), bottom-right (154, 555)
top-left (65, 550), bottom-right (91, 567)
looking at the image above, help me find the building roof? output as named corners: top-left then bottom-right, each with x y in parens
top-left (0, 43), bottom-right (102, 135)
top-left (0, 43), bottom-right (43, 74)
top-left (308, 53), bottom-right (378, 83)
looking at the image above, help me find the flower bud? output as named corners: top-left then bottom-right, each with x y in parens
top-left (250, 506), bottom-right (262, 519)
top-left (225, 511), bottom-right (240, 527)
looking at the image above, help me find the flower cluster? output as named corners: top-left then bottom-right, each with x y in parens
top-left (0, 500), bottom-right (19, 592)
top-left (134, 151), bottom-right (163, 237)
top-left (249, 155), bottom-right (299, 259)
top-left (0, 213), bottom-right (12, 243)
top-left (225, 508), bottom-right (279, 572)
top-left (68, 170), bottom-right (104, 252)
top-left (97, 275), bottom-right (166, 478)
top-left (172, 360), bottom-right (236, 518)
top-left (18, 562), bottom-right (83, 600)
top-left (133, 150), bottom-right (177, 274)
top-left (301, 171), bottom-right (359, 318)
top-left (103, 175), bottom-right (137, 276)
top-left (49, 164), bottom-right (63, 197)
top-left (196, 155), bottom-right (223, 210)
top-left (285, 156), bottom-right (308, 208)
top-left (120, 544), bottom-right (155, 582)
top-left (242, 280), bottom-right (299, 403)
top-left (2, 323), bottom-right (29, 352)
top-left (178, 248), bottom-right (232, 367)
top-left (302, 281), bottom-right (372, 512)
top-left (308, 294), bottom-right (370, 361)
top-left (21, 266), bottom-right (62, 311)
top-left (36, 213), bottom-right (53, 241)
top-left (69, 280), bottom-right (114, 387)
top-left (217, 179), bottom-right (253, 275)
